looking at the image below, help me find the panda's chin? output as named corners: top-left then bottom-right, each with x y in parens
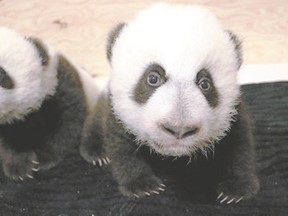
top-left (151, 142), bottom-right (192, 157)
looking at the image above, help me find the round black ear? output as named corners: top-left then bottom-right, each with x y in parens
top-left (25, 37), bottom-right (50, 66)
top-left (226, 30), bottom-right (242, 69)
top-left (106, 23), bottom-right (126, 63)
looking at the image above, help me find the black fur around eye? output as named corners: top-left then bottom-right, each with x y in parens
top-left (147, 72), bottom-right (163, 87)
top-left (133, 63), bottom-right (167, 104)
top-left (196, 69), bottom-right (219, 108)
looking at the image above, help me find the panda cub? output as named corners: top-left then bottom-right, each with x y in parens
top-left (80, 3), bottom-right (259, 204)
top-left (0, 28), bottom-right (100, 180)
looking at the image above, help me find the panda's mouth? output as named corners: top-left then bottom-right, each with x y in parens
top-left (152, 141), bottom-right (191, 156)
top-left (153, 139), bottom-right (184, 148)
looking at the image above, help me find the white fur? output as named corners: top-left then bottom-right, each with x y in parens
top-left (0, 27), bottom-right (58, 124)
top-left (109, 3), bottom-right (241, 157)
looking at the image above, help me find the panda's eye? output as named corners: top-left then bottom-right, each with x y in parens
top-left (147, 71), bottom-right (163, 87)
top-left (198, 78), bottom-right (210, 91)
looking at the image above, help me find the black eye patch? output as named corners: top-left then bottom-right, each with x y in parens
top-left (196, 69), bottom-right (219, 108)
top-left (0, 67), bottom-right (14, 89)
top-left (133, 63), bottom-right (167, 104)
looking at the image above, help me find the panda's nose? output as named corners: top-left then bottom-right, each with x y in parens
top-left (160, 123), bottom-right (199, 139)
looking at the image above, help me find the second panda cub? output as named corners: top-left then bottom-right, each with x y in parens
top-left (80, 3), bottom-right (259, 204)
top-left (0, 28), bottom-right (99, 181)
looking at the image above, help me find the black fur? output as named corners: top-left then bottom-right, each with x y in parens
top-left (196, 69), bottom-right (219, 108)
top-left (0, 66), bottom-right (14, 89)
top-left (81, 92), bottom-right (163, 196)
top-left (80, 93), bottom-right (108, 164)
top-left (0, 98), bottom-right (60, 152)
top-left (0, 54), bottom-right (87, 180)
top-left (106, 23), bottom-right (126, 63)
top-left (133, 63), bottom-right (167, 104)
top-left (214, 101), bottom-right (259, 202)
top-left (80, 93), bottom-right (259, 202)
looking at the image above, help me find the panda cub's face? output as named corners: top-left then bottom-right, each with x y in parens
top-left (0, 28), bottom-right (58, 124)
top-left (109, 4), bottom-right (241, 157)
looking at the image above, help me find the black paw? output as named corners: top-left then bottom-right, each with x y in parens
top-left (80, 142), bottom-right (110, 166)
top-left (216, 175), bottom-right (260, 205)
top-left (3, 152), bottom-right (40, 181)
top-left (119, 175), bottom-right (166, 198)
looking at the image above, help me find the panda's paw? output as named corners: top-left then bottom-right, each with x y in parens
top-left (119, 174), bottom-right (165, 198)
top-left (79, 142), bottom-right (109, 166)
top-left (3, 152), bottom-right (39, 181)
top-left (91, 157), bottom-right (111, 166)
top-left (216, 176), bottom-right (260, 205)
top-left (80, 149), bottom-right (110, 167)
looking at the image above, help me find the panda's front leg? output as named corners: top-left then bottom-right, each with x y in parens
top-left (216, 102), bottom-right (260, 204)
top-left (0, 143), bottom-right (39, 180)
top-left (36, 98), bottom-right (87, 171)
top-left (80, 111), bottom-right (110, 167)
top-left (106, 131), bottom-right (165, 198)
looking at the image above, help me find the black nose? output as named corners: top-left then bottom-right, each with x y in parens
top-left (160, 124), bottom-right (199, 139)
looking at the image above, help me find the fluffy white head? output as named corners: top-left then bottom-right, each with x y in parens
top-left (109, 3), bottom-right (241, 157)
top-left (0, 28), bottom-right (58, 124)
